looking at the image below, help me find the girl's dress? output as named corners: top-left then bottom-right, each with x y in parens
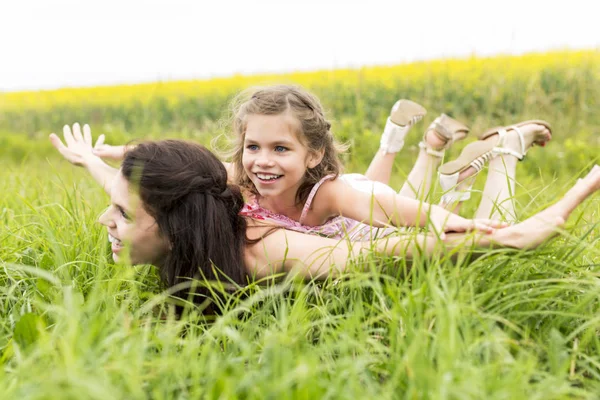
top-left (240, 174), bottom-right (399, 241)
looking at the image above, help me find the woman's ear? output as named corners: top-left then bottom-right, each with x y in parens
top-left (307, 148), bottom-right (325, 169)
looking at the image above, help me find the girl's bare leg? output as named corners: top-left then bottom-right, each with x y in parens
top-left (365, 151), bottom-right (397, 185)
top-left (474, 154), bottom-right (518, 221)
top-left (475, 124), bottom-right (551, 221)
top-left (397, 129), bottom-right (446, 201)
top-left (396, 114), bottom-right (470, 202)
top-left (365, 100), bottom-right (426, 185)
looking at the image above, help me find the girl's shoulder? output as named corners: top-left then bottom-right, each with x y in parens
top-left (312, 174), bottom-right (349, 200)
top-left (302, 174), bottom-right (348, 221)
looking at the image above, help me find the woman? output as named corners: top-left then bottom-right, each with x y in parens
top-left (49, 125), bottom-right (600, 305)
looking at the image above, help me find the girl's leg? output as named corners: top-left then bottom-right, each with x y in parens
top-left (365, 100), bottom-right (426, 184)
top-left (364, 151), bottom-right (397, 186)
top-left (475, 124), bottom-right (551, 221)
top-left (398, 115), bottom-right (470, 201)
top-left (474, 152), bottom-right (518, 221)
top-left (396, 129), bottom-right (447, 200)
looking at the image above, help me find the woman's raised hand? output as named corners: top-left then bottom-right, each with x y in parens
top-left (92, 141), bottom-right (128, 161)
top-left (49, 123), bottom-right (104, 167)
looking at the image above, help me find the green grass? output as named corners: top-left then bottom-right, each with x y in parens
top-left (2, 51), bottom-right (600, 398)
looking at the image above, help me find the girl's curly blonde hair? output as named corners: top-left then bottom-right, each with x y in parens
top-left (226, 84), bottom-right (348, 204)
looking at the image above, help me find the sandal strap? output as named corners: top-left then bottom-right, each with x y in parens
top-left (439, 145), bottom-right (490, 204)
top-left (439, 171), bottom-right (458, 192)
top-left (470, 151), bottom-right (494, 172)
top-left (426, 114), bottom-right (470, 152)
top-left (512, 125), bottom-right (527, 157)
top-left (380, 117), bottom-right (410, 153)
top-left (492, 148), bottom-right (524, 160)
top-left (439, 171), bottom-right (472, 203)
top-left (428, 117), bottom-right (453, 150)
top-left (490, 128), bottom-right (525, 160)
top-left (430, 117), bottom-right (452, 140)
top-left (418, 141), bottom-right (445, 158)
top-left (417, 116), bottom-right (452, 157)
top-left (442, 190), bottom-right (472, 203)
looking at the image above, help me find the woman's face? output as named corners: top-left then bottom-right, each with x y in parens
top-left (98, 171), bottom-right (170, 265)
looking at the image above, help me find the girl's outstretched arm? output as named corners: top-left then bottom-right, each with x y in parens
top-left (316, 179), bottom-right (504, 237)
top-left (49, 123), bottom-right (118, 195)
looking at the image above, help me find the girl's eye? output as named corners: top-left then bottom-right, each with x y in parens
top-left (274, 146), bottom-right (288, 152)
top-left (246, 144), bottom-right (259, 151)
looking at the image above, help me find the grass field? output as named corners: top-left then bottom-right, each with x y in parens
top-left (1, 49), bottom-right (600, 399)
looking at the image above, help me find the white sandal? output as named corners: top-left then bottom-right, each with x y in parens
top-left (438, 121), bottom-right (552, 204)
top-left (379, 99), bottom-right (427, 153)
top-left (418, 114), bottom-right (470, 158)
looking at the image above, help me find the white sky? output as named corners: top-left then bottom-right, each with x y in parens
top-left (0, 0), bottom-right (598, 92)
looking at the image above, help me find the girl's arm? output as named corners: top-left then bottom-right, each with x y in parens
top-left (49, 123), bottom-right (118, 195)
top-left (316, 179), bottom-right (501, 236)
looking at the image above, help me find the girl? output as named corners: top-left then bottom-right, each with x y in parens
top-left (48, 133), bottom-right (600, 301)
top-left (227, 85), bottom-right (550, 239)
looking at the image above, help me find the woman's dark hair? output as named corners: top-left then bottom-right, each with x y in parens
top-left (122, 139), bottom-right (248, 312)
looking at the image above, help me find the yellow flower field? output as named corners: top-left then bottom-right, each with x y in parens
top-left (0, 51), bottom-right (600, 117)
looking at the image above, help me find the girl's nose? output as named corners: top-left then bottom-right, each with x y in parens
top-left (256, 154), bottom-right (274, 168)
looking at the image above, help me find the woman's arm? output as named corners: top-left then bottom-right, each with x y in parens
top-left (93, 136), bottom-right (238, 185)
top-left (244, 223), bottom-right (495, 280)
top-left (222, 161), bottom-right (236, 184)
top-left (73, 125), bottom-right (239, 187)
top-left (49, 123), bottom-right (118, 195)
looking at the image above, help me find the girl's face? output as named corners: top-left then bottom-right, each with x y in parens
top-left (98, 171), bottom-right (170, 265)
top-left (242, 113), bottom-right (322, 201)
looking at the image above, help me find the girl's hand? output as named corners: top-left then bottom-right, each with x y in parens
top-left (49, 123), bottom-right (104, 167)
top-left (431, 213), bottom-right (509, 239)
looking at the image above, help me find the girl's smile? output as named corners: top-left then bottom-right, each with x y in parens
top-left (254, 172), bottom-right (283, 184)
top-left (242, 113), bottom-right (320, 205)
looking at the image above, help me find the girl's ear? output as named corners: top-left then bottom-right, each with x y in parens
top-left (307, 148), bottom-right (325, 169)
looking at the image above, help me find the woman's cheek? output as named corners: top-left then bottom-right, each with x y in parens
top-left (117, 221), bottom-right (131, 243)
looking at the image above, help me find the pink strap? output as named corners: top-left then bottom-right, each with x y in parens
top-left (299, 174), bottom-right (336, 224)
